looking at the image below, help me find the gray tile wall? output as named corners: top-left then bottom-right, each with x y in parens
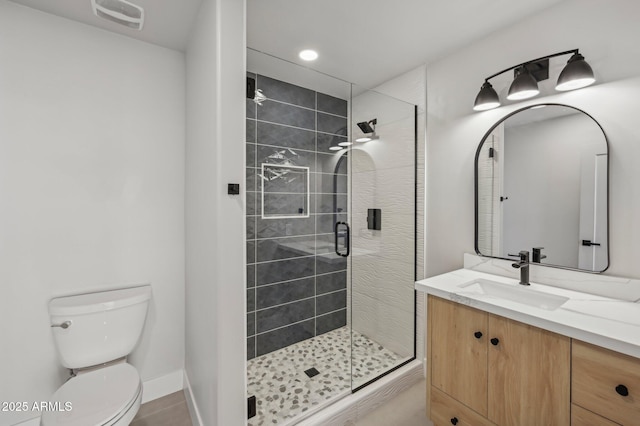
top-left (246, 73), bottom-right (349, 359)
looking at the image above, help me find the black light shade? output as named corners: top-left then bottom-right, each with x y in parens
top-left (473, 81), bottom-right (500, 111)
top-left (556, 53), bottom-right (595, 91)
top-left (507, 67), bottom-right (539, 100)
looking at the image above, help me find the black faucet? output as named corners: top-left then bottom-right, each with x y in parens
top-left (510, 250), bottom-right (530, 286)
top-left (532, 247), bottom-right (547, 263)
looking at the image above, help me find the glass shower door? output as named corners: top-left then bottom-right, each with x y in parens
top-left (245, 48), bottom-right (416, 425)
top-left (348, 87), bottom-right (417, 390)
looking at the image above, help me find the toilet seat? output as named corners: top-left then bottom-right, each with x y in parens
top-left (41, 363), bottom-right (142, 426)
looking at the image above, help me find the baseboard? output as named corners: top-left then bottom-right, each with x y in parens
top-left (183, 371), bottom-right (204, 426)
top-left (141, 369), bottom-right (185, 403)
top-left (296, 359), bottom-right (424, 426)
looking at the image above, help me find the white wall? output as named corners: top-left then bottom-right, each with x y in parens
top-left (426, 0), bottom-right (640, 281)
top-left (0, 2), bottom-right (186, 425)
top-left (184, 0), bottom-right (246, 424)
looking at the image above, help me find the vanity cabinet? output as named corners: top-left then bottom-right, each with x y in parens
top-left (430, 295), bottom-right (488, 416)
top-left (428, 296), bottom-right (571, 426)
top-left (572, 340), bottom-right (640, 425)
top-left (571, 404), bottom-right (618, 426)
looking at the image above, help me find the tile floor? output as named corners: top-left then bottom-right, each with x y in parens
top-left (247, 326), bottom-right (404, 426)
top-left (132, 326), bottom-right (419, 426)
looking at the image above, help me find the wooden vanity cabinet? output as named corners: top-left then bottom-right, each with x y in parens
top-left (571, 404), bottom-right (619, 426)
top-left (430, 295), bottom-right (488, 416)
top-left (488, 314), bottom-right (571, 425)
top-left (430, 387), bottom-right (495, 426)
top-left (572, 340), bottom-right (640, 425)
top-left (427, 296), bottom-right (571, 426)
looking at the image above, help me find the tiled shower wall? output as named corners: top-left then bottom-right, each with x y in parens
top-left (246, 73), bottom-right (349, 359)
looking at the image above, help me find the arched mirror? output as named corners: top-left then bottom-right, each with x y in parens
top-left (475, 103), bottom-right (609, 272)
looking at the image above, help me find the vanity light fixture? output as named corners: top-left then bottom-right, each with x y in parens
top-left (473, 49), bottom-right (595, 111)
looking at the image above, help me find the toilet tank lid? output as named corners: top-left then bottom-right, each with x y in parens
top-left (49, 285), bottom-right (151, 316)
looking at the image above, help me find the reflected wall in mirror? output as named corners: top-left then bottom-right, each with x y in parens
top-left (475, 104), bottom-right (609, 272)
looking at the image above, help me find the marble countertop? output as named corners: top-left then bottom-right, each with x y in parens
top-left (416, 268), bottom-right (640, 359)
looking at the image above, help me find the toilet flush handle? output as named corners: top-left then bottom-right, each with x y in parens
top-left (51, 321), bottom-right (72, 329)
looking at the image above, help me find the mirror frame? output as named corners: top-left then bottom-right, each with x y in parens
top-left (474, 103), bottom-right (610, 273)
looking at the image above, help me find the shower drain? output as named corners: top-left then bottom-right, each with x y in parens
top-left (304, 367), bottom-right (320, 378)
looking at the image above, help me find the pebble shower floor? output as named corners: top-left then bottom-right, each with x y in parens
top-left (247, 326), bottom-right (403, 425)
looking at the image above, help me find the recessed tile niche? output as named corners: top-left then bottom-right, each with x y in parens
top-left (261, 164), bottom-right (310, 219)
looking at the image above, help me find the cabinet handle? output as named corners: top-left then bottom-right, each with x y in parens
top-left (490, 338), bottom-right (500, 346)
top-left (616, 384), bottom-right (629, 397)
top-left (450, 417), bottom-right (459, 425)
top-left (474, 331), bottom-right (483, 339)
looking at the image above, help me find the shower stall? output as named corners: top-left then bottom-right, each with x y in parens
top-left (245, 49), bottom-right (417, 425)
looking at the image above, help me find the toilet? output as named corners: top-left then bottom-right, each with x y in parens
top-left (41, 285), bottom-right (152, 426)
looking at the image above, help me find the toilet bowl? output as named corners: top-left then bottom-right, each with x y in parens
top-left (44, 286), bottom-right (151, 426)
top-left (41, 363), bottom-right (142, 426)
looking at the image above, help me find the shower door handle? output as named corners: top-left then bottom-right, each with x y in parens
top-left (334, 222), bottom-right (350, 257)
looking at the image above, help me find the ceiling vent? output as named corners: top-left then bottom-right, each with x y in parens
top-left (91, 0), bottom-right (144, 31)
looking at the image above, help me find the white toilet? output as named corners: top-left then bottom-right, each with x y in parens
top-left (41, 285), bottom-right (152, 426)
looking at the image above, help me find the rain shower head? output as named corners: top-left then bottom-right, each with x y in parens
top-left (357, 119), bottom-right (377, 134)
top-left (355, 119), bottom-right (379, 142)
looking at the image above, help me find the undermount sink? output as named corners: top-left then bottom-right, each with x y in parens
top-left (458, 278), bottom-right (570, 311)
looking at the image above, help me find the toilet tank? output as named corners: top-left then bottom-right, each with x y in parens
top-left (48, 285), bottom-right (152, 369)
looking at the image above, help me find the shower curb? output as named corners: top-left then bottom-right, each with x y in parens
top-left (293, 359), bottom-right (424, 426)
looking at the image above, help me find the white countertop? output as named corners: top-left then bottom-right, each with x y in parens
top-left (416, 268), bottom-right (640, 359)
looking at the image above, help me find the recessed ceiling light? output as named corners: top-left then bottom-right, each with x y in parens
top-left (329, 146), bottom-right (344, 151)
top-left (355, 137), bottom-right (372, 143)
top-left (299, 50), bottom-right (319, 61)
top-left (338, 141), bottom-right (353, 147)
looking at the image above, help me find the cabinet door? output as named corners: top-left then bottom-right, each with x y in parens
top-left (487, 314), bottom-right (570, 426)
top-left (572, 404), bottom-right (620, 426)
top-left (430, 296), bottom-right (488, 416)
top-left (431, 387), bottom-right (496, 426)
top-left (572, 340), bottom-right (640, 425)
